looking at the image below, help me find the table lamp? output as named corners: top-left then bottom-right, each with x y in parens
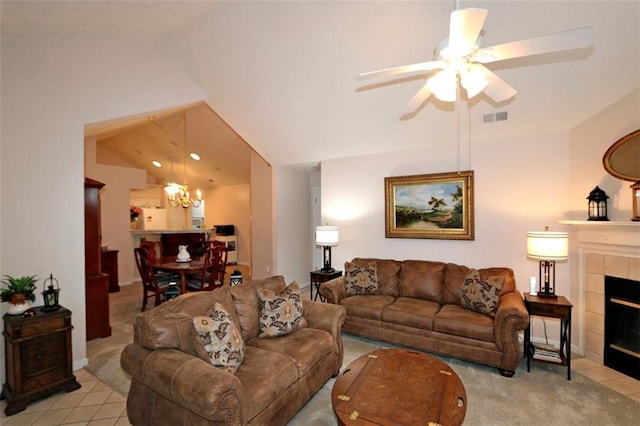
top-left (526, 227), bottom-right (568, 298)
top-left (316, 226), bottom-right (339, 272)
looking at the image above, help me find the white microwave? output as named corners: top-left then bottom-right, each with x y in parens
top-left (192, 217), bottom-right (204, 229)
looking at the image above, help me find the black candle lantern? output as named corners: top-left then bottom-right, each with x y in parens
top-left (41, 274), bottom-right (61, 312)
top-left (587, 186), bottom-right (609, 221)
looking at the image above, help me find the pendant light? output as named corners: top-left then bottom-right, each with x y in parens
top-left (164, 111), bottom-right (202, 209)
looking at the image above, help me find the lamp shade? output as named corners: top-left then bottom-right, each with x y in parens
top-left (526, 231), bottom-right (569, 261)
top-left (427, 69), bottom-right (457, 102)
top-left (316, 226), bottom-right (339, 246)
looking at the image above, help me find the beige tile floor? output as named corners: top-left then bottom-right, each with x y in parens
top-left (0, 369), bottom-right (130, 425)
top-left (572, 357), bottom-right (640, 403)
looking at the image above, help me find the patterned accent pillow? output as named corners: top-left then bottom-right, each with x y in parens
top-left (345, 261), bottom-right (379, 296)
top-left (258, 281), bottom-right (307, 338)
top-left (192, 303), bottom-right (245, 374)
top-left (460, 269), bottom-right (505, 317)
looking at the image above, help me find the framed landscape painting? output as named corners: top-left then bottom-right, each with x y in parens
top-left (385, 171), bottom-right (474, 240)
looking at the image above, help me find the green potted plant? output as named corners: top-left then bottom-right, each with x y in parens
top-left (1, 275), bottom-right (37, 315)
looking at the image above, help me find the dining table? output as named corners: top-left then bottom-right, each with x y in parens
top-left (153, 258), bottom-right (205, 294)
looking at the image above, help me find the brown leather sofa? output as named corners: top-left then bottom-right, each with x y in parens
top-left (320, 258), bottom-right (529, 377)
top-left (121, 275), bottom-right (346, 425)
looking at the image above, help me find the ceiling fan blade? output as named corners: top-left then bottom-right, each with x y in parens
top-left (357, 61), bottom-right (445, 80)
top-left (479, 66), bottom-right (517, 102)
top-left (473, 26), bottom-right (596, 64)
top-left (449, 8), bottom-right (488, 49)
top-left (402, 82), bottom-right (433, 115)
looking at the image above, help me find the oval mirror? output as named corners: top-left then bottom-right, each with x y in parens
top-left (602, 129), bottom-right (640, 182)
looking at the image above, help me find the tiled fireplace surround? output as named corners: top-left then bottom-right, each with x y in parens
top-left (564, 221), bottom-right (640, 366)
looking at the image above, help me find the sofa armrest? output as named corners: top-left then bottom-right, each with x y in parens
top-left (121, 343), bottom-right (247, 424)
top-left (303, 300), bottom-right (346, 374)
top-left (303, 300), bottom-right (346, 336)
top-left (494, 290), bottom-right (530, 353)
top-left (319, 276), bottom-right (347, 304)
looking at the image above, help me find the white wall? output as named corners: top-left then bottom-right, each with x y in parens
top-left (274, 165), bottom-right (313, 284)
top-left (85, 138), bottom-right (148, 286)
top-left (320, 130), bottom-right (572, 345)
top-left (568, 89), bottom-right (640, 220)
top-left (318, 89), bottom-right (640, 353)
top-left (0, 41), bottom-right (206, 381)
top-left (321, 131), bottom-right (570, 286)
top-left (205, 184), bottom-right (251, 265)
top-left (250, 151), bottom-right (274, 279)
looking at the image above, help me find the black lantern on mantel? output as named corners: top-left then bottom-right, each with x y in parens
top-left (587, 186), bottom-right (609, 221)
top-left (41, 274), bottom-right (61, 312)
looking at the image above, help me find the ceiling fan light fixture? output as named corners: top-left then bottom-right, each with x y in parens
top-left (427, 70), bottom-right (457, 102)
top-left (461, 65), bottom-right (489, 98)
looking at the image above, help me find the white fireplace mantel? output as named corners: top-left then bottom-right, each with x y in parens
top-left (559, 220), bottom-right (640, 250)
top-left (558, 219), bottom-right (639, 367)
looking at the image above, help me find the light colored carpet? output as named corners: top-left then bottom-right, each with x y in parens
top-left (86, 284), bottom-right (640, 425)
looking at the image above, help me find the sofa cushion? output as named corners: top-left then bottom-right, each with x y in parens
top-left (478, 267), bottom-right (516, 295)
top-left (341, 295), bottom-right (396, 320)
top-left (460, 269), bottom-right (504, 317)
top-left (231, 275), bottom-right (287, 341)
top-left (350, 258), bottom-right (402, 295)
top-left (258, 281), bottom-right (307, 337)
top-left (248, 327), bottom-right (334, 377)
top-left (382, 297), bottom-right (440, 330)
top-left (192, 303), bottom-right (245, 374)
top-left (135, 288), bottom-right (239, 353)
top-left (433, 304), bottom-right (495, 342)
top-left (442, 263), bottom-right (471, 305)
top-left (345, 261), bottom-right (379, 296)
top-left (398, 260), bottom-right (446, 303)
top-left (234, 346), bottom-right (299, 421)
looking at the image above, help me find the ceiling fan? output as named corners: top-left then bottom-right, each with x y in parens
top-left (357, 6), bottom-right (595, 114)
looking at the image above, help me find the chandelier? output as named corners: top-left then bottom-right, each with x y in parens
top-left (163, 111), bottom-right (202, 209)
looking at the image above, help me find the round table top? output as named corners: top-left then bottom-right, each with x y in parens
top-left (331, 348), bottom-right (466, 426)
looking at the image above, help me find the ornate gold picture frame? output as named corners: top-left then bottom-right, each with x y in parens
top-left (385, 171), bottom-right (474, 240)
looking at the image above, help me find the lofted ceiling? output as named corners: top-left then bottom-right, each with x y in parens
top-left (85, 102), bottom-right (253, 192)
top-left (2, 1), bottom-right (639, 176)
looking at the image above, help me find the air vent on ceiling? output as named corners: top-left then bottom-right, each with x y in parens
top-left (482, 111), bottom-right (508, 123)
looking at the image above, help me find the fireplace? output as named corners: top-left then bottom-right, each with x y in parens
top-left (604, 275), bottom-right (640, 380)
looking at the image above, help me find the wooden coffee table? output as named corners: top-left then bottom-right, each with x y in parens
top-left (332, 348), bottom-right (466, 425)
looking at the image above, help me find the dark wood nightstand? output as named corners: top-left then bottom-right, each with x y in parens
top-left (1, 306), bottom-right (81, 415)
top-left (309, 270), bottom-right (342, 302)
top-left (523, 293), bottom-right (573, 380)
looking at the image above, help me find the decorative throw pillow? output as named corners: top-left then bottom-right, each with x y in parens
top-left (345, 261), bottom-right (379, 296)
top-left (460, 269), bottom-right (504, 317)
top-left (192, 303), bottom-right (245, 374)
top-left (258, 281), bottom-right (307, 338)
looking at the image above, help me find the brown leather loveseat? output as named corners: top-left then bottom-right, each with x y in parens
top-left (121, 275), bottom-right (346, 425)
top-left (320, 258), bottom-right (529, 377)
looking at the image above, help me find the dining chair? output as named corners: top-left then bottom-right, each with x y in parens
top-left (139, 241), bottom-right (162, 265)
top-left (186, 245), bottom-right (228, 291)
top-left (134, 247), bottom-right (175, 311)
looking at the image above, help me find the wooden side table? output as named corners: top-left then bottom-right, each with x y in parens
top-left (523, 293), bottom-right (573, 380)
top-left (309, 270), bottom-right (342, 301)
top-left (1, 306), bottom-right (81, 415)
